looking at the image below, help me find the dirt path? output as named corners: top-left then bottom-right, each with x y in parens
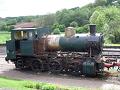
top-left (0, 46), bottom-right (120, 90)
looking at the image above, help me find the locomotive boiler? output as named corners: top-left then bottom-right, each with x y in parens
top-left (5, 24), bottom-right (104, 76)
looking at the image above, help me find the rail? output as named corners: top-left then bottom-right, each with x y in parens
top-left (102, 47), bottom-right (120, 59)
top-left (103, 46), bottom-right (120, 48)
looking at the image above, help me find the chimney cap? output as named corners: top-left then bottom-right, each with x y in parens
top-left (89, 24), bottom-right (96, 35)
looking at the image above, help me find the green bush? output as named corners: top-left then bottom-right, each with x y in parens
top-left (59, 24), bottom-right (65, 32)
top-left (53, 28), bottom-right (61, 34)
top-left (76, 25), bottom-right (88, 33)
top-left (70, 21), bottom-right (78, 27)
top-left (24, 81), bottom-right (34, 88)
top-left (52, 23), bottom-right (65, 32)
top-left (41, 84), bottom-right (56, 90)
top-left (35, 83), bottom-right (41, 89)
top-left (76, 27), bottom-right (84, 33)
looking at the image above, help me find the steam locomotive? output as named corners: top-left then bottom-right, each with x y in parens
top-left (5, 24), bottom-right (104, 76)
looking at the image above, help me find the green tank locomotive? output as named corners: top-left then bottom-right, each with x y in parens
top-left (5, 25), bottom-right (104, 76)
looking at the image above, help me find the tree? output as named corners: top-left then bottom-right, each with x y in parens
top-left (56, 9), bottom-right (74, 27)
top-left (6, 19), bottom-right (17, 25)
top-left (76, 25), bottom-right (88, 33)
top-left (95, 0), bottom-right (119, 6)
top-left (35, 14), bottom-right (56, 27)
top-left (52, 23), bottom-right (65, 32)
top-left (43, 14), bottom-right (56, 26)
top-left (90, 8), bottom-right (107, 32)
top-left (90, 6), bottom-right (120, 43)
top-left (59, 24), bottom-right (65, 32)
top-left (70, 21), bottom-right (78, 27)
top-left (95, 0), bottom-right (107, 6)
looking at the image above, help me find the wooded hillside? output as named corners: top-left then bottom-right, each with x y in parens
top-left (0, 0), bottom-right (120, 44)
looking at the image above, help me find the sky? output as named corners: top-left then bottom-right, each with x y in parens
top-left (0, 0), bottom-right (95, 18)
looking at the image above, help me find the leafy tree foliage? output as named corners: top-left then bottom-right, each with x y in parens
top-left (52, 23), bottom-right (65, 32)
top-left (76, 25), bottom-right (88, 33)
top-left (90, 6), bottom-right (120, 43)
top-left (0, 0), bottom-right (120, 43)
top-left (95, 0), bottom-right (107, 6)
top-left (34, 14), bottom-right (56, 27)
top-left (70, 21), bottom-right (78, 27)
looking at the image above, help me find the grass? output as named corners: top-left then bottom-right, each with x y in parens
top-left (0, 76), bottom-right (100, 90)
top-left (0, 32), bottom-right (10, 44)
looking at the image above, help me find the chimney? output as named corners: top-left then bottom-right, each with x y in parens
top-left (89, 24), bottom-right (96, 35)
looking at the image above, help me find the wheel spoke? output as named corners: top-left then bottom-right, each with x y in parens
top-left (49, 61), bottom-right (62, 73)
top-left (15, 59), bottom-right (24, 69)
top-left (31, 60), bottom-right (43, 72)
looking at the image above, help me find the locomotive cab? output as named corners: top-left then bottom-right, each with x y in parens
top-left (6, 28), bottom-right (37, 61)
top-left (6, 27), bottom-right (51, 61)
top-left (11, 28), bottom-right (37, 40)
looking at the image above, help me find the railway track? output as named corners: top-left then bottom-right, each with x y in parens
top-left (103, 46), bottom-right (120, 48)
top-left (102, 48), bottom-right (120, 58)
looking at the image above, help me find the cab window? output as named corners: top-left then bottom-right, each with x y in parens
top-left (14, 31), bottom-right (22, 40)
top-left (28, 32), bottom-right (33, 40)
top-left (14, 31), bottom-right (28, 40)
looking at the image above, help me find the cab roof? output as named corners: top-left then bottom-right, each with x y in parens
top-left (12, 28), bottom-right (37, 31)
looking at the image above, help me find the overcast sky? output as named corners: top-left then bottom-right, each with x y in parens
top-left (0, 0), bottom-right (95, 18)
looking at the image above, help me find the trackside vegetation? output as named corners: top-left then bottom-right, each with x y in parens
top-left (0, 76), bottom-right (100, 90)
